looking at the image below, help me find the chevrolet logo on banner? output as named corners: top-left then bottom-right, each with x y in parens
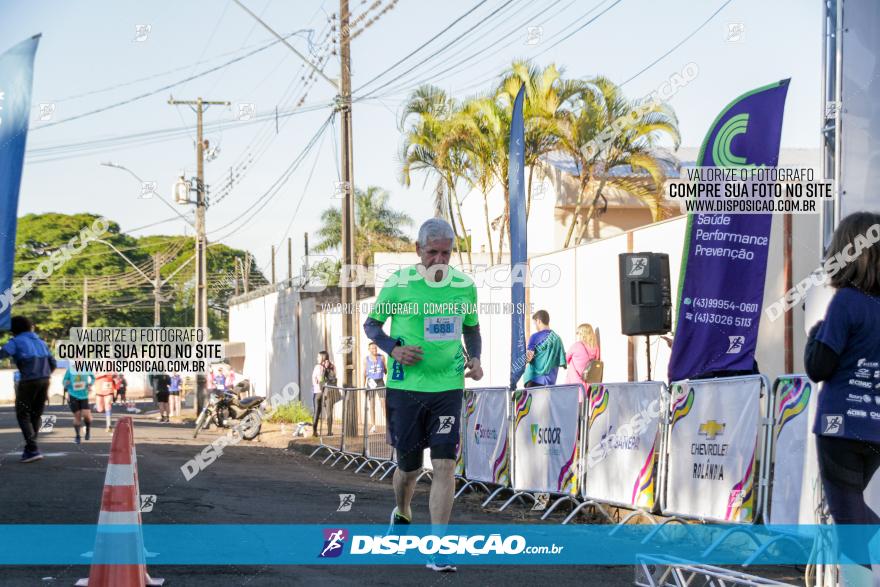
top-left (699, 420), bottom-right (726, 440)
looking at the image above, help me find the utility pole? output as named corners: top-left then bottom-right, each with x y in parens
top-left (339, 0), bottom-right (356, 387)
top-left (304, 232), bottom-right (310, 280)
top-left (82, 277), bottom-right (88, 328)
top-left (271, 245), bottom-right (276, 284)
top-left (233, 0), bottom-right (356, 384)
top-left (168, 96), bottom-right (230, 414)
top-left (153, 254), bottom-right (161, 327)
top-left (287, 237), bottom-right (292, 282)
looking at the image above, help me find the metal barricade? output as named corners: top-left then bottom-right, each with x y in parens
top-left (356, 386), bottom-right (396, 476)
top-left (309, 385), bottom-right (344, 462)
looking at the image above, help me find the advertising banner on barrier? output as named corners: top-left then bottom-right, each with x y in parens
top-left (463, 388), bottom-right (510, 485)
top-left (512, 385), bottom-right (580, 495)
top-left (584, 382), bottom-right (664, 509)
top-left (769, 375), bottom-right (820, 525)
top-left (664, 377), bottom-right (761, 522)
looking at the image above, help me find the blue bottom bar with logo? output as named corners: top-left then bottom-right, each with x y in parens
top-left (0, 524), bottom-right (877, 565)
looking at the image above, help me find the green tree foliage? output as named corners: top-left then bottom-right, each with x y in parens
top-left (8, 213), bottom-right (262, 343)
top-left (312, 185), bottom-right (414, 268)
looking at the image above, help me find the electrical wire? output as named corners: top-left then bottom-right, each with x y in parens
top-left (366, 0), bottom-right (565, 98)
top-left (352, 0), bottom-right (492, 95)
top-left (260, 118), bottom-right (329, 276)
top-left (208, 112), bottom-right (334, 241)
top-left (24, 101), bottom-right (333, 164)
top-left (32, 31), bottom-right (315, 132)
top-left (354, 0), bottom-right (519, 100)
top-left (619, 0), bottom-right (734, 87)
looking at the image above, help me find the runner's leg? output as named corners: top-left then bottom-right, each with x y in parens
top-left (15, 380), bottom-right (40, 453)
top-left (83, 408), bottom-right (92, 438)
top-left (428, 458), bottom-right (455, 525)
top-left (29, 380), bottom-right (49, 446)
top-left (392, 462), bottom-right (420, 520)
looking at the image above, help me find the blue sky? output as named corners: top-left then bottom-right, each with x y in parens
top-left (3, 0), bottom-right (821, 274)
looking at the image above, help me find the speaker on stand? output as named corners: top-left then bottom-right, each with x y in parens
top-left (618, 253), bottom-right (672, 380)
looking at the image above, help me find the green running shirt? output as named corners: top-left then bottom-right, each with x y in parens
top-left (368, 266), bottom-right (479, 392)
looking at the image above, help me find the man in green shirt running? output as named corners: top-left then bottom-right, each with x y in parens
top-left (363, 218), bottom-right (483, 573)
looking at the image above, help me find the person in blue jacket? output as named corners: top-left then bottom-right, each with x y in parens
top-left (805, 211), bottom-right (880, 584)
top-left (0, 316), bottom-right (57, 462)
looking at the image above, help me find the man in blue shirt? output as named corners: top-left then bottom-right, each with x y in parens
top-left (0, 316), bottom-right (57, 462)
top-left (522, 310), bottom-right (566, 387)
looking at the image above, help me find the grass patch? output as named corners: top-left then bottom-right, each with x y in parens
top-left (266, 400), bottom-right (312, 424)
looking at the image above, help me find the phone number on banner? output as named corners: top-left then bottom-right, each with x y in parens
top-left (691, 297), bottom-right (759, 314)
top-left (688, 312), bottom-right (753, 328)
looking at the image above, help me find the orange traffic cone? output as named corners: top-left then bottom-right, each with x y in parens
top-left (77, 417), bottom-right (163, 586)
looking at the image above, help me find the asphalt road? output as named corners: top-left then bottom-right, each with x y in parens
top-left (0, 404), bottom-right (806, 586)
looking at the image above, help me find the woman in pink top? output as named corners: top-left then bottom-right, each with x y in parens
top-left (565, 323), bottom-right (600, 384)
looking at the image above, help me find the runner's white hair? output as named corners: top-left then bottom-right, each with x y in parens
top-left (417, 218), bottom-right (455, 247)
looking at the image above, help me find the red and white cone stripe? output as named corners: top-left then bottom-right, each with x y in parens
top-left (77, 417), bottom-right (163, 587)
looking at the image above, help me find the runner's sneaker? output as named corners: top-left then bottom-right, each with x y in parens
top-left (387, 506), bottom-right (410, 535)
top-left (426, 556), bottom-right (457, 572)
top-left (20, 451), bottom-right (43, 463)
top-left (74, 436), bottom-right (81, 445)
top-left (84, 427), bottom-right (90, 441)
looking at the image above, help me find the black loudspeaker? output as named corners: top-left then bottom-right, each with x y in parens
top-left (618, 252), bottom-right (672, 336)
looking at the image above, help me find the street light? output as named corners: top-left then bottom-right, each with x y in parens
top-left (100, 161), bottom-right (153, 199)
top-left (100, 161), bottom-right (196, 227)
top-left (91, 239), bottom-right (194, 327)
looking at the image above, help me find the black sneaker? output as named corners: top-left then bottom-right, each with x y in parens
top-left (387, 507), bottom-right (411, 535)
top-left (74, 436), bottom-right (81, 445)
top-left (84, 427), bottom-right (90, 441)
top-left (426, 556), bottom-right (457, 572)
top-left (20, 451), bottom-right (43, 463)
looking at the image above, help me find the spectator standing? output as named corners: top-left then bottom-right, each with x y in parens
top-left (312, 351), bottom-right (336, 436)
top-left (565, 323), bottom-right (601, 385)
top-left (0, 317), bottom-right (57, 462)
top-left (523, 310), bottom-right (566, 387)
top-left (153, 372), bottom-right (172, 423)
top-left (364, 341), bottom-right (387, 388)
top-left (805, 211), bottom-right (880, 586)
top-left (213, 367), bottom-right (227, 395)
top-left (169, 373), bottom-right (182, 418)
top-left (113, 372), bottom-right (127, 405)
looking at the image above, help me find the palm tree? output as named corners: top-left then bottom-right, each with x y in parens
top-left (439, 97), bottom-right (504, 262)
top-left (447, 62), bottom-right (574, 263)
top-left (557, 77), bottom-right (680, 247)
top-left (399, 86), bottom-right (471, 264)
top-left (313, 186), bottom-right (414, 268)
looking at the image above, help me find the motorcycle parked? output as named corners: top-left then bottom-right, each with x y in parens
top-left (193, 387), bottom-right (265, 440)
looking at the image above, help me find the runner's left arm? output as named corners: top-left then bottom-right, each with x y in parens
top-left (462, 283), bottom-right (481, 361)
top-left (463, 324), bottom-right (481, 361)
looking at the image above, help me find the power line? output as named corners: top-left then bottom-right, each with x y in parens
top-left (531, 0), bottom-right (622, 58)
top-left (25, 101), bottom-right (333, 164)
top-left (261, 120), bottom-right (330, 276)
top-left (368, 0), bottom-right (565, 98)
top-left (354, 0), bottom-right (519, 100)
top-left (46, 33), bottom-right (317, 104)
top-left (620, 0), bottom-right (734, 87)
top-left (210, 113), bottom-right (334, 242)
top-left (32, 31), bottom-right (314, 132)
